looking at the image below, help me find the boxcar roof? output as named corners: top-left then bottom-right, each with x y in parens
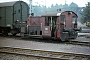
top-left (0, 1), bottom-right (20, 7)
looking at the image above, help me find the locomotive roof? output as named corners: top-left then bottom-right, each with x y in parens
top-left (0, 1), bottom-right (23, 7)
top-left (42, 11), bottom-right (62, 16)
top-left (42, 11), bottom-right (78, 17)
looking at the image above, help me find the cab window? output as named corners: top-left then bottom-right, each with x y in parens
top-left (45, 17), bottom-right (51, 26)
top-left (60, 15), bottom-right (66, 24)
top-left (72, 16), bottom-right (76, 24)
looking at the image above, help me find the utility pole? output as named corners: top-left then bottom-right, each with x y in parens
top-left (45, 0), bottom-right (46, 12)
top-left (29, 0), bottom-right (32, 16)
top-left (65, 0), bottom-right (66, 5)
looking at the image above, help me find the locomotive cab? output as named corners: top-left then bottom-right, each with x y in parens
top-left (42, 11), bottom-right (80, 41)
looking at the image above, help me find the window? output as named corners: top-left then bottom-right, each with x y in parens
top-left (72, 16), bottom-right (76, 24)
top-left (60, 15), bottom-right (66, 24)
top-left (45, 17), bottom-right (51, 26)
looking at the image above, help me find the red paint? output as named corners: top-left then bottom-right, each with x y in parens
top-left (57, 29), bottom-right (60, 38)
top-left (42, 26), bottom-right (51, 37)
top-left (27, 16), bottom-right (42, 26)
top-left (59, 12), bottom-right (78, 29)
top-left (27, 16), bottom-right (30, 25)
top-left (26, 11), bottom-right (78, 40)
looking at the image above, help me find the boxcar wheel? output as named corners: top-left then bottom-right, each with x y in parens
top-left (2, 32), bottom-right (8, 36)
top-left (10, 30), bottom-right (17, 36)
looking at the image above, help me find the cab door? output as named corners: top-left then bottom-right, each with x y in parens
top-left (42, 26), bottom-right (51, 37)
top-left (41, 17), bottom-right (51, 37)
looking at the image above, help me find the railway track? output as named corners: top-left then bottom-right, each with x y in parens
top-left (21, 37), bottom-right (90, 47)
top-left (20, 36), bottom-right (90, 47)
top-left (65, 41), bottom-right (90, 47)
top-left (0, 46), bottom-right (90, 60)
top-left (1, 36), bottom-right (90, 47)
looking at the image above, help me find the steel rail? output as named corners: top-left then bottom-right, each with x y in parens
top-left (0, 46), bottom-right (90, 60)
top-left (64, 41), bottom-right (90, 47)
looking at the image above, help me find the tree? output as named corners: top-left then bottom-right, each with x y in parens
top-left (69, 2), bottom-right (78, 7)
top-left (80, 2), bottom-right (90, 23)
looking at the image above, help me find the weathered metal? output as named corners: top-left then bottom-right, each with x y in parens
top-left (0, 1), bottom-right (29, 35)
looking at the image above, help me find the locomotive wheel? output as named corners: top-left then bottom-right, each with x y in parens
top-left (60, 34), bottom-right (69, 42)
top-left (2, 32), bottom-right (8, 36)
top-left (60, 37), bottom-right (66, 42)
top-left (72, 32), bottom-right (78, 39)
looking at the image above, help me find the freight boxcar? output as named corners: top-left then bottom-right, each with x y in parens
top-left (0, 1), bottom-right (29, 35)
top-left (20, 11), bottom-right (81, 41)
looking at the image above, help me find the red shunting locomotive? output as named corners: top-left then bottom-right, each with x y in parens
top-left (20, 11), bottom-right (81, 41)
